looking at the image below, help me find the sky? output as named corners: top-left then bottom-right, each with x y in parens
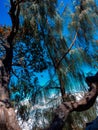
top-left (0, 0), bottom-right (11, 25)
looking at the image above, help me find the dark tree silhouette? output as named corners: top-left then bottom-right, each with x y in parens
top-left (0, 0), bottom-right (22, 129)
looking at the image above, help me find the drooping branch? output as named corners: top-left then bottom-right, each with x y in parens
top-left (48, 72), bottom-right (98, 130)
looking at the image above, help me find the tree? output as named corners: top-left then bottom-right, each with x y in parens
top-left (0, 0), bottom-right (22, 129)
top-left (0, 0), bottom-right (98, 130)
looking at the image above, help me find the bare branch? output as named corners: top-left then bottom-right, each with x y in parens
top-left (7, 0), bottom-right (20, 44)
top-left (56, 32), bottom-right (77, 68)
top-left (0, 37), bottom-right (6, 44)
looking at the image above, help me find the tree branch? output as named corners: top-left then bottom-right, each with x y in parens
top-left (0, 37), bottom-right (10, 50)
top-left (56, 32), bottom-right (77, 68)
top-left (7, 0), bottom-right (20, 44)
top-left (2, 0), bottom-right (21, 73)
top-left (0, 37), bottom-right (6, 44)
top-left (48, 72), bottom-right (98, 130)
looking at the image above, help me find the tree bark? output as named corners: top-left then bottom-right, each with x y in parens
top-left (0, 59), bottom-right (21, 130)
top-left (48, 73), bottom-right (98, 130)
top-left (0, 0), bottom-right (22, 129)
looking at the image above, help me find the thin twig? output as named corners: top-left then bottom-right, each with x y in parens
top-left (0, 37), bottom-right (6, 44)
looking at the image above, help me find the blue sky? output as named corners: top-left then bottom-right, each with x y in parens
top-left (0, 0), bottom-right (11, 25)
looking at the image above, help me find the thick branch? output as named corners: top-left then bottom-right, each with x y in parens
top-left (2, 0), bottom-right (21, 73)
top-left (7, 0), bottom-right (20, 44)
top-left (48, 73), bottom-right (98, 130)
top-left (71, 83), bottom-right (97, 112)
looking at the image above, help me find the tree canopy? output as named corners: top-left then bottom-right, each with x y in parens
top-left (0, 0), bottom-right (98, 130)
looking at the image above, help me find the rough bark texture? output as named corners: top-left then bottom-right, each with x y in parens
top-left (48, 72), bottom-right (98, 130)
top-left (0, 106), bottom-right (21, 130)
top-left (0, 60), bottom-right (21, 130)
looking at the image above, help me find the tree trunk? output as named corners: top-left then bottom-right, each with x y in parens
top-left (0, 59), bottom-right (21, 130)
top-left (48, 73), bottom-right (98, 130)
top-left (0, 0), bottom-right (22, 129)
top-left (58, 71), bottom-right (66, 102)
